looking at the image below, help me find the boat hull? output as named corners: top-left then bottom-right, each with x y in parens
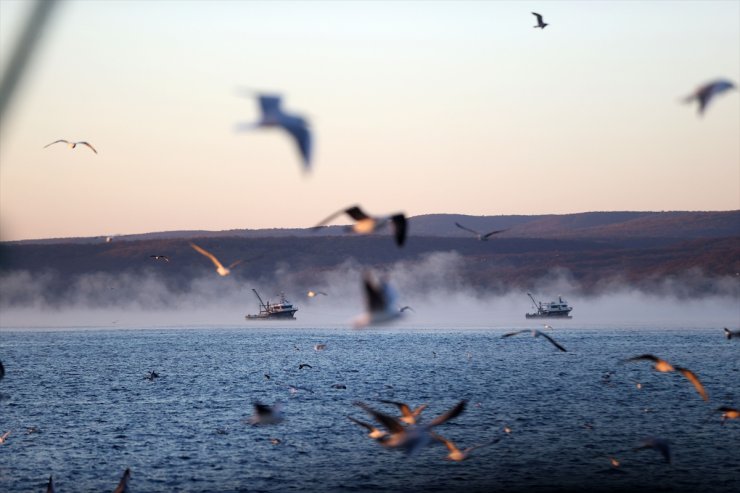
top-left (525, 313), bottom-right (572, 319)
top-left (246, 309), bottom-right (297, 320)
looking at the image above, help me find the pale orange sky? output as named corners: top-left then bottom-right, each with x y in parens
top-left (0, 0), bottom-right (738, 241)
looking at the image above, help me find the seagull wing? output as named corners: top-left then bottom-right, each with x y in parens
top-left (227, 259), bottom-right (243, 269)
top-left (676, 366), bottom-right (708, 401)
top-left (501, 329), bottom-right (529, 338)
top-left (390, 214), bottom-right (407, 246)
top-left (455, 222), bottom-right (481, 236)
top-left (281, 117), bottom-right (311, 169)
top-left (348, 415), bottom-right (378, 433)
top-left (354, 401), bottom-right (405, 434)
top-left (535, 330), bottom-right (568, 352)
top-left (78, 141), bottom-right (98, 154)
top-left (112, 468), bottom-right (131, 493)
top-left (47, 475), bottom-right (55, 493)
top-left (190, 242), bottom-right (226, 271)
top-left (44, 139), bottom-right (69, 148)
top-left (363, 272), bottom-right (388, 313)
top-left (432, 432), bottom-right (460, 454)
top-left (624, 354), bottom-right (660, 364)
top-left (258, 94), bottom-right (282, 118)
top-left (0, 360), bottom-right (4, 380)
top-left (482, 229), bottom-right (507, 239)
top-left (429, 400), bottom-right (467, 427)
top-left (380, 400), bottom-right (413, 419)
top-left (532, 12), bottom-right (544, 24)
top-left (313, 205), bottom-right (362, 229)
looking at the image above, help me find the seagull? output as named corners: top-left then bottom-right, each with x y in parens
top-left (149, 255), bottom-right (169, 262)
top-left (454, 222), bottom-right (506, 241)
top-left (634, 437), bottom-right (671, 463)
top-left (353, 271), bottom-right (404, 328)
top-left (684, 79), bottom-right (736, 115)
top-left (144, 370), bottom-right (159, 381)
top-left (112, 467), bottom-right (131, 493)
top-left (47, 475), bottom-right (55, 493)
top-left (432, 433), bottom-right (499, 462)
top-left (298, 363), bottom-right (313, 370)
top-left (0, 360), bottom-right (4, 380)
top-left (236, 92), bottom-right (312, 171)
top-left (0, 430), bottom-right (10, 444)
top-left (307, 290), bottom-right (328, 297)
top-left (190, 242), bottom-right (242, 276)
top-left (501, 329), bottom-right (567, 352)
top-left (399, 306), bottom-right (415, 313)
top-left (379, 400), bottom-right (428, 425)
top-left (249, 402), bottom-right (284, 425)
top-left (354, 400), bottom-right (466, 456)
top-left (348, 415), bottom-right (388, 440)
top-left (716, 406), bottom-right (739, 424)
top-left (624, 354), bottom-right (708, 401)
top-left (314, 343), bottom-right (326, 351)
top-left (44, 139), bottom-right (98, 154)
top-left (532, 12), bottom-right (548, 29)
top-left (724, 327), bottom-right (740, 340)
top-left (313, 205), bottom-right (407, 247)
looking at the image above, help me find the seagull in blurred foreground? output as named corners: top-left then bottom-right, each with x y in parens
top-left (624, 354), bottom-right (708, 401)
top-left (149, 255), bottom-right (169, 262)
top-left (0, 430), bottom-right (10, 444)
top-left (684, 79), bottom-right (736, 115)
top-left (112, 467), bottom-right (131, 493)
top-left (236, 92), bottom-right (312, 171)
top-left (353, 271), bottom-right (404, 328)
top-left (634, 437), bottom-right (671, 463)
top-left (44, 139), bottom-right (98, 154)
top-left (501, 329), bottom-right (567, 352)
top-left (380, 400), bottom-right (428, 425)
top-left (455, 222), bottom-right (507, 241)
top-left (313, 205), bottom-right (407, 247)
top-left (46, 475), bottom-right (55, 493)
top-left (399, 305), bottom-right (415, 313)
top-left (348, 415), bottom-right (388, 440)
top-left (716, 406), bottom-right (739, 424)
top-left (0, 360), bottom-right (4, 380)
top-left (432, 433), bottom-right (500, 462)
top-left (307, 290), bottom-right (327, 297)
top-left (532, 12), bottom-right (548, 29)
top-left (190, 242), bottom-right (242, 277)
top-left (724, 327), bottom-right (740, 339)
top-left (249, 402), bottom-right (284, 425)
top-left (354, 399), bottom-right (466, 455)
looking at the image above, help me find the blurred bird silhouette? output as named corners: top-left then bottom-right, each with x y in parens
top-left (501, 329), bottom-right (567, 352)
top-left (724, 327), bottom-right (740, 340)
top-left (348, 415), bottom-right (388, 441)
top-left (354, 399), bottom-right (466, 455)
top-left (313, 205), bottom-right (407, 247)
top-left (532, 12), bottom-right (548, 29)
top-left (190, 242), bottom-right (242, 277)
top-left (236, 92), bottom-right (312, 171)
top-left (634, 437), bottom-right (671, 463)
top-left (249, 402), bottom-right (284, 425)
top-left (112, 467), bottom-right (131, 493)
top-left (684, 79), bottom-right (736, 115)
top-left (0, 430), bottom-right (10, 444)
top-left (379, 400), bottom-right (428, 425)
top-left (44, 139), bottom-right (97, 154)
top-left (454, 222), bottom-right (506, 241)
top-left (353, 271), bottom-right (404, 328)
top-left (307, 290), bottom-right (328, 298)
top-left (46, 474), bottom-right (55, 493)
top-left (149, 255), bottom-right (169, 263)
top-left (716, 406), bottom-right (739, 424)
top-left (432, 432), bottom-right (499, 461)
top-left (624, 354), bottom-right (708, 401)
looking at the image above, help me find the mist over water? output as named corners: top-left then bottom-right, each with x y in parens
top-left (1, 252), bottom-right (737, 329)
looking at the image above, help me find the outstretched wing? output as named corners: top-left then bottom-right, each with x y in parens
top-left (347, 415), bottom-right (376, 433)
top-left (354, 401), bottom-right (405, 434)
top-left (676, 367), bottom-right (708, 401)
top-left (313, 205), bottom-right (367, 229)
top-left (390, 214), bottom-right (407, 246)
top-left (44, 139), bottom-right (69, 148)
top-left (501, 329), bottom-right (529, 338)
top-left (536, 330), bottom-right (568, 352)
top-left (363, 272), bottom-right (388, 313)
top-left (190, 242), bottom-right (225, 271)
top-left (532, 12), bottom-right (544, 24)
top-left (78, 141), bottom-right (98, 154)
top-left (258, 94), bottom-right (282, 118)
top-left (454, 222), bottom-right (481, 236)
top-left (112, 468), bottom-right (131, 493)
top-left (482, 229), bottom-right (507, 239)
top-left (624, 354), bottom-right (660, 363)
top-left (430, 400), bottom-right (467, 427)
top-left (281, 117), bottom-right (311, 169)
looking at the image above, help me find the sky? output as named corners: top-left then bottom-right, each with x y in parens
top-left (0, 0), bottom-right (738, 242)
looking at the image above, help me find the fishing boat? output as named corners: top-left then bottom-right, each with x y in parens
top-left (525, 293), bottom-right (573, 319)
top-left (245, 289), bottom-right (298, 320)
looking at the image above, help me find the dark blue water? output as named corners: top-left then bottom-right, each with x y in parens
top-left (1, 327), bottom-right (739, 492)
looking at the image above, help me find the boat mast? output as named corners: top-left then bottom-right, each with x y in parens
top-left (252, 288), bottom-right (268, 310)
top-left (527, 292), bottom-right (540, 310)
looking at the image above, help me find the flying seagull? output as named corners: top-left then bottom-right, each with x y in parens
top-left (432, 433), bottom-right (499, 462)
top-left (379, 400), bottom-right (428, 425)
top-left (347, 415), bottom-right (388, 440)
top-left (307, 290), bottom-right (328, 297)
top-left (236, 92), bottom-right (312, 171)
top-left (684, 79), bottom-right (736, 115)
top-left (501, 329), bottom-right (567, 352)
top-left (313, 205), bottom-right (407, 247)
top-left (112, 467), bottom-right (131, 493)
top-left (454, 222), bottom-right (506, 241)
top-left (353, 271), bottom-right (404, 328)
top-left (634, 437), bottom-right (671, 464)
top-left (149, 255), bottom-right (169, 262)
top-left (716, 406), bottom-right (739, 424)
top-left (354, 399), bottom-right (466, 455)
top-left (724, 327), bottom-right (740, 340)
top-left (249, 402), bottom-right (284, 425)
top-left (532, 12), bottom-right (548, 29)
top-left (190, 242), bottom-right (242, 277)
top-left (624, 354), bottom-right (708, 401)
top-left (0, 430), bottom-right (10, 444)
top-left (44, 139), bottom-right (97, 154)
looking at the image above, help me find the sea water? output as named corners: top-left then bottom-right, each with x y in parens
top-left (1, 326), bottom-right (738, 492)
